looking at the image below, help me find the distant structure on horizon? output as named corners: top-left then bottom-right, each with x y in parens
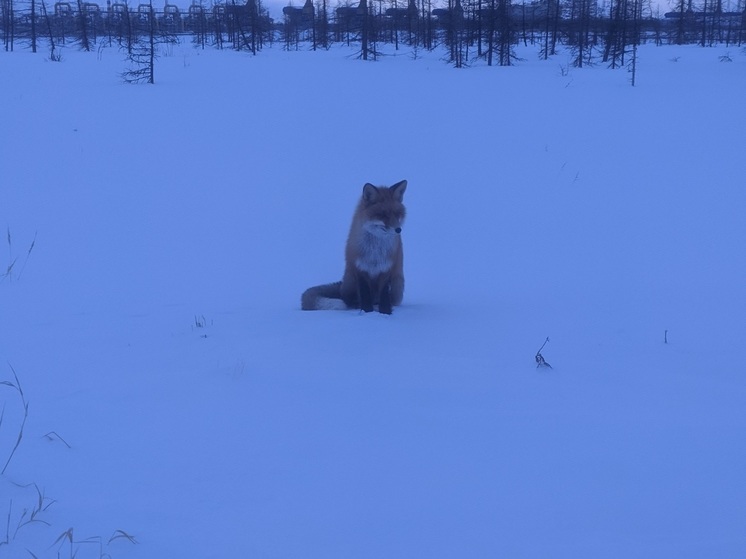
top-left (30, 0), bottom-right (746, 29)
top-left (4, 0), bottom-right (744, 51)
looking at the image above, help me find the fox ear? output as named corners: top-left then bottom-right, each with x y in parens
top-left (391, 180), bottom-right (407, 201)
top-left (362, 183), bottom-right (379, 203)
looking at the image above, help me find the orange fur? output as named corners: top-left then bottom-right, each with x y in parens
top-left (301, 180), bottom-right (407, 314)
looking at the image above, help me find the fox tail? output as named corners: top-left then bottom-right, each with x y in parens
top-left (301, 281), bottom-right (347, 310)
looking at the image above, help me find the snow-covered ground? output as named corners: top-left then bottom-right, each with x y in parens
top-left (1, 42), bottom-right (745, 558)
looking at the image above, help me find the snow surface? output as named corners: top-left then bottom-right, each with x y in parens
top-left (1, 42), bottom-right (745, 558)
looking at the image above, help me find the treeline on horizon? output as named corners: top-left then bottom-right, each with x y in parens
top-left (2, 0), bottom-right (745, 70)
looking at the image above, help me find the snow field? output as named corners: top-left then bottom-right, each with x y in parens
top-left (1, 42), bottom-right (745, 558)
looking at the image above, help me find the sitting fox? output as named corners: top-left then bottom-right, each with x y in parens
top-left (301, 180), bottom-right (407, 314)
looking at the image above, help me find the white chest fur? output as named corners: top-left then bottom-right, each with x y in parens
top-left (354, 221), bottom-right (399, 276)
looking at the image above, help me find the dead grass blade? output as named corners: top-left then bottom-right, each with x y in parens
top-left (108, 529), bottom-right (138, 544)
top-left (1, 364), bottom-right (29, 475)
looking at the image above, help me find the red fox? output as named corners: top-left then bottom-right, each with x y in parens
top-left (301, 180), bottom-right (407, 314)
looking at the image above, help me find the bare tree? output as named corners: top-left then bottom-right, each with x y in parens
top-left (540, 0), bottom-right (560, 59)
top-left (3, 0), bottom-right (15, 51)
top-left (568, 0), bottom-right (596, 67)
top-left (628, 0), bottom-right (640, 85)
top-left (40, 0), bottom-right (61, 60)
top-left (76, 0), bottom-right (91, 50)
top-left (672, 0), bottom-right (688, 45)
top-left (110, 1), bottom-right (136, 55)
top-left (122, 0), bottom-right (177, 84)
top-left (494, 0), bottom-right (515, 65)
top-left (439, 0), bottom-right (466, 67)
top-left (30, 0), bottom-right (37, 52)
top-left (359, 0), bottom-right (375, 59)
top-left (315, 0), bottom-right (330, 49)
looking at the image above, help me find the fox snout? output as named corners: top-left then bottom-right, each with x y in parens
top-left (366, 220), bottom-right (402, 237)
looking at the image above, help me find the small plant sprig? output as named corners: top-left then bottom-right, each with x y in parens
top-left (43, 431), bottom-right (72, 448)
top-left (535, 337), bottom-right (553, 369)
top-left (3, 227), bottom-right (14, 280)
top-left (1, 368), bottom-right (135, 557)
top-left (194, 314), bottom-right (213, 338)
top-left (1, 365), bottom-right (29, 475)
top-left (2, 229), bottom-right (37, 282)
top-left (53, 527), bottom-right (138, 558)
top-left (109, 529), bottom-right (139, 544)
top-left (3, 483), bottom-right (55, 544)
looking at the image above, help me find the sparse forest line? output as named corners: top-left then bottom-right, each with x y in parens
top-left (2, 0), bottom-right (745, 70)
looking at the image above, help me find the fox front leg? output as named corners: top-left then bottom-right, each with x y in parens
top-left (358, 275), bottom-right (375, 313)
top-left (378, 281), bottom-right (393, 315)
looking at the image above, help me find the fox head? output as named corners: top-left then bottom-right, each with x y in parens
top-left (360, 180), bottom-right (407, 237)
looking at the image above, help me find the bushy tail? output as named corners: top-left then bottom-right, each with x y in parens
top-left (301, 281), bottom-right (347, 310)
